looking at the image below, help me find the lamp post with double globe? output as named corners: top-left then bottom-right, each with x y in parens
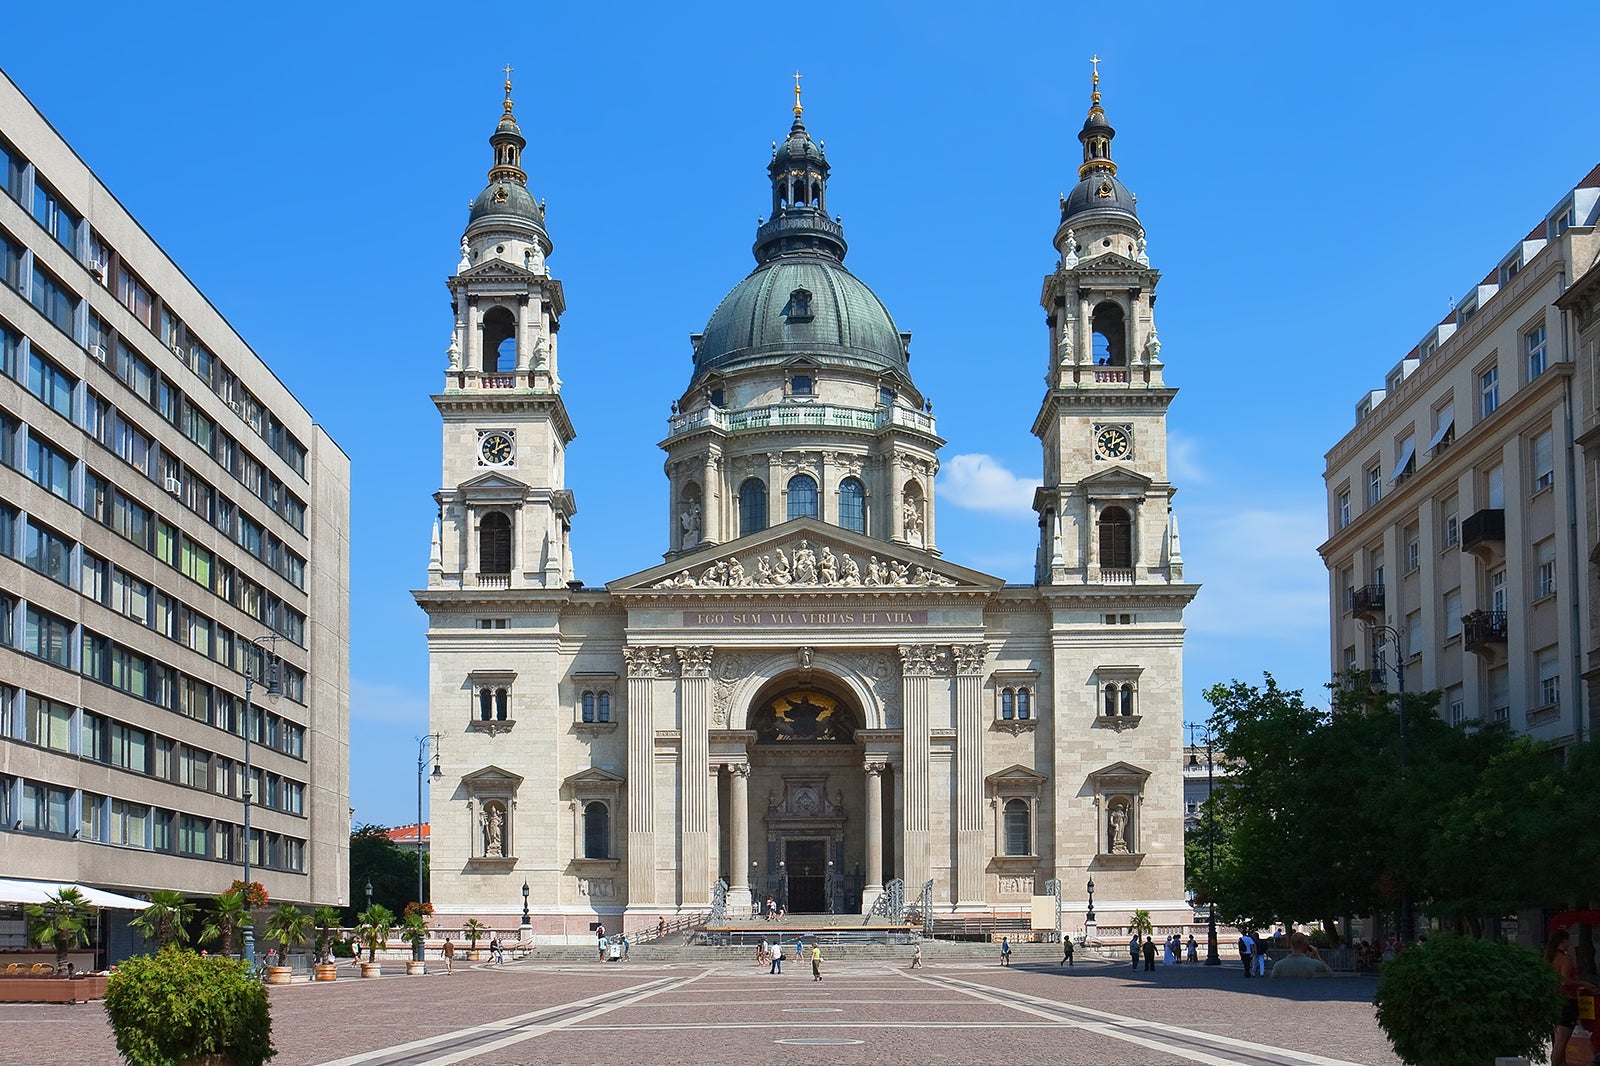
top-left (415, 734), bottom-right (442, 960)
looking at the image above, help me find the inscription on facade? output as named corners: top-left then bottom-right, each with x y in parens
top-left (683, 609), bottom-right (929, 627)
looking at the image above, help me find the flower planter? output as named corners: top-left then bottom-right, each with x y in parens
top-left (264, 966), bottom-right (293, 985)
top-left (313, 964), bottom-right (338, 982)
top-left (467, 950), bottom-right (484, 962)
top-left (405, 960), bottom-right (426, 976)
top-left (359, 962), bottom-right (382, 978)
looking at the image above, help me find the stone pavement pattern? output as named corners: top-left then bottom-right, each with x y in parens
top-left (0, 955), bottom-right (1405, 1065)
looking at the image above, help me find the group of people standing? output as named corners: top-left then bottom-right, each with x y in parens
top-left (1128, 933), bottom-right (1199, 970)
top-left (757, 938), bottom-right (824, 980)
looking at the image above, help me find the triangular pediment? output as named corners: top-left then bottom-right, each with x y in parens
top-left (457, 471), bottom-right (529, 499)
top-left (459, 258), bottom-right (537, 282)
top-left (1076, 251), bottom-right (1148, 275)
top-left (564, 767), bottom-right (625, 789)
top-left (1087, 760), bottom-right (1150, 784)
top-left (606, 517), bottom-right (1004, 594)
top-left (1080, 465), bottom-right (1153, 495)
top-left (985, 763), bottom-right (1049, 788)
top-left (461, 764), bottom-right (525, 788)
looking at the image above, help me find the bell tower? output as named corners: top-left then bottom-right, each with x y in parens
top-left (429, 73), bottom-right (576, 592)
top-left (1033, 64), bottom-right (1182, 588)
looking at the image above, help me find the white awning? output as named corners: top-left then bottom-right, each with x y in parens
top-left (1390, 436), bottom-right (1417, 482)
top-left (0, 878), bottom-right (149, 909)
top-left (1427, 409), bottom-right (1455, 451)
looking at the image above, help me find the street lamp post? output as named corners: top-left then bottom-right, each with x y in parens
top-left (415, 733), bottom-right (442, 960)
top-left (239, 635), bottom-right (282, 966)
top-left (1187, 723), bottom-right (1221, 966)
top-left (1085, 877), bottom-right (1096, 924)
top-left (365, 879), bottom-right (373, 912)
top-left (1365, 622), bottom-right (1414, 944)
top-left (520, 881), bottom-right (531, 943)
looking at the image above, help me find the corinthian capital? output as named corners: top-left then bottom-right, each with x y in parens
top-left (677, 645), bottom-right (714, 677)
top-left (950, 642), bottom-right (990, 675)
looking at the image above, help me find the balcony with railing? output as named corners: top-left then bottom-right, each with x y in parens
top-left (1461, 508), bottom-right (1505, 557)
top-left (1351, 584), bottom-right (1386, 620)
top-left (666, 403), bottom-right (937, 439)
top-left (1462, 610), bottom-right (1508, 654)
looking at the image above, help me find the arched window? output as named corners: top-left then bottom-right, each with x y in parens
top-left (739, 479), bottom-right (768, 537)
top-left (597, 692), bottom-right (611, 723)
top-left (838, 477), bottom-right (866, 534)
top-left (1017, 689), bottom-right (1031, 720)
top-left (583, 802), bottom-right (610, 859)
top-left (493, 688), bottom-right (508, 721)
top-left (787, 475), bottom-right (818, 521)
top-left (479, 512), bottom-right (512, 575)
top-left (481, 306), bottom-right (516, 373)
top-left (1003, 799), bottom-right (1031, 856)
top-left (1091, 302), bottom-right (1127, 366)
top-left (1000, 689), bottom-right (1015, 720)
top-left (480, 687), bottom-right (494, 721)
top-left (1098, 506), bottom-right (1132, 570)
top-left (581, 691), bottom-right (596, 723)
top-left (1119, 684), bottom-right (1135, 716)
top-left (1104, 684), bottom-right (1118, 716)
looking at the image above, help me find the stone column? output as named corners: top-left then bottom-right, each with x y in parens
top-left (898, 645), bottom-right (934, 896)
top-left (622, 647), bottom-right (664, 906)
top-left (1077, 291), bottom-right (1092, 365)
top-left (864, 760), bottom-right (886, 896)
top-left (952, 643), bottom-right (989, 906)
top-left (767, 453), bottom-right (783, 528)
top-left (728, 763), bottom-right (750, 907)
top-left (702, 451), bottom-right (720, 546)
top-left (515, 294), bottom-right (531, 379)
top-left (465, 297), bottom-right (482, 373)
top-left (677, 646), bottom-right (713, 905)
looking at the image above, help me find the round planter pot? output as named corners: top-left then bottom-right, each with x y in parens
top-left (359, 962), bottom-right (383, 978)
top-left (405, 960), bottom-right (426, 976)
top-left (264, 966), bottom-right (293, 985)
top-left (467, 950), bottom-right (484, 962)
top-left (313, 964), bottom-right (339, 982)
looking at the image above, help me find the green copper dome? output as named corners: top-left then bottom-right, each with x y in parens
top-left (695, 257), bottom-right (908, 375)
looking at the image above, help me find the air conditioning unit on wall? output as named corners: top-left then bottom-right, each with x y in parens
top-left (164, 476), bottom-right (182, 495)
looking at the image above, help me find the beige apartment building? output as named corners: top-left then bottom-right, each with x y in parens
top-left (0, 69), bottom-right (351, 943)
top-left (1321, 163), bottom-right (1600, 752)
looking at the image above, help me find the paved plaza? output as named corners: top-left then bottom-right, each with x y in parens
top-left (0, 953), bottom-right (1402, 1065)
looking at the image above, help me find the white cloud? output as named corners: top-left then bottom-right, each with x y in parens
top-left (938, 454), bottom-right (1041, 518)
top-left (1167, 429), bottom-right (1207, 485)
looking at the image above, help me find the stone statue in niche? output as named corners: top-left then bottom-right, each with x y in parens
top-left (532, 335), bottom-right (549, 370)
top-left (1143, 328), bottom-right (1161, 363)
top-left (680, 501), bottom-right (702, 550)
top-left (484, 805), bottom-right (504, 858)
top-left (901, 499), bottom-right (924, 549)
top-left (1108, 804), bottom-right (1128, 854)
top-left (527, 241), bottom-right (546, 274)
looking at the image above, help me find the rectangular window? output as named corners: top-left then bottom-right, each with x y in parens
top-left (1526, 324), bottom-right (1548, 380)
top-left (26, 349), bottom-right (75, 421)
top-left (1531, 430), bottom-right (1554, 492)
top-left (31, 180), bottom-right (80, 254)
top-left (29, 261), bottom-right (76, 336)
top-left (1443, 589), bottom-right (1463, 639)
top-left (114, 341), bottom-right (155, 404)
top-left (1391, 433), bottom-right (1416, 483)
top-left (179, 537), bottom-right (212, 589)
top-left (1446, 685), bottom-right (1464, 726)
top-left (178, 814), bottom-right (210, 857)
top-left (1537, 539), bottom-right (1557, 599)
top-left (1335, 490), bottom-right (1350, 530)
top-left (23, 518), bottom-right (73, 586)
top-left (111, 491), bottom-right (151, 550)
top-left (179, 745), bottom-right (209, 789)
top-left (80, 552), bottom-right (107, 603)
top-left (111, 800), bottom-right (149, 848)
top-left (1366, 465), bottom-right (1382, 507)
top-left (0, 232), bottom-right (22, 296)
top-left (24, 606), bottom-right (71, 667)
top-left (0, 137), bottom-right (23, 206)
top-left (1538, 647), bottom-right (1560, 708)
top-left (152, 809), bottom-right (171, 851)
top-left (1404, 525), bottom-right (1421, 573)
top-left (80, 792), bottom-right (104, 842)
top-left (1443, 506), bottom-right (1460, 548)
top-left (25, 431), bottom-right (72, 499)
top-left (116, 264), bottom-right (153, 329)
top-left (22, 782), bottom-right (70, 835)
top-left (81, 630), bottom-right (109, 683)
top-left (109, 721), bottom-right (149, 773)
top-left (110, 645), bottom-right (150, 699)
top-left (182, 401), bottom-right (214, 454)
top-left (24, 694), bottom-right (73, 752)
top-left (81, 467), bottom-right (108, 523)
top-left (1480, 365), bottom-right (1499, 418)
top-left (1405, 610), bottom-right (1422, 657)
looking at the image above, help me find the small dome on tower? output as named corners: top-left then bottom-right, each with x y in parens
top-left (1060, 61), bottom-right (1140, 229)
top-left (465, 72), bottom-right (550, 245)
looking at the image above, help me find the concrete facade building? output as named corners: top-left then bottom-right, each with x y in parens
top-left (0, 69), bottom-right (352, 916)
top-left (419, 75), bottom-right (1198, 938)
top-left (1321, 163), bottom-right (1600, 751)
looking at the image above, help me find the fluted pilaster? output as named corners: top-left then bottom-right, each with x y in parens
top-left (678, 646), bottom-right (713, 905)
top-left (953, 642), bottom-right (989, 905)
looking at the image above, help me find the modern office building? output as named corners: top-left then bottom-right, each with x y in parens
top-left (1320, 163), bottom-right (1600, 751)
top-left (418, 73), bottom-right (1199, 937)
top-left (0, 69), bottom-right (351, 925)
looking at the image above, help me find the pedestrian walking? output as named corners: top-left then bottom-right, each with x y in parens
top-left (769, 942), bottom-right (784, 974)
top-left (757, 939), bottom-right (770, 967)
top-left (1000, 936), bottom-right (1012, 966)
top-left (1238, 932), bottom-right (1255, 977)
top-left (811, 943), bottom-right (823, 981)
top-left (621, 935), bottom-right (630, 959)
top-left (910, 944), bottom-right (922, 969)
top-left (1186, 935), bottom-right (1197, 963)
top-left (1129, 935), bottom-right (1140, 968)
top-left (1142, 936), bottom-right (1156, 971)
top-left (1061, 937), bottom-right (1074, 967)
top-left (443, 937), bottom-right (455, 974)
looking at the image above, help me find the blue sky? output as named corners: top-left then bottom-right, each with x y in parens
top-left (5, 1), bottom-right (1597, 827)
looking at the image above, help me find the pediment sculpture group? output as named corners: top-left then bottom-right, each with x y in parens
top-left (653, 537), bottom-right (958, 590)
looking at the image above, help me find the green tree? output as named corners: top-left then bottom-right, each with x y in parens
top-left (130, 890), bottom-right (195, 951)
top-left (312, 906), bottom-right (344, 963)
top-left (347, 824), bottom-right (423, 923)
top-left (355, 904), bottom-right (395, 964)
top-left (1127, 910), bottom-right (1154, 938)
top-left (199, 888), bottom-right (248, 957)
top-left (264, 905), bottom-right (312, 964)
top-left (27, 887), bottom-right (93, 969)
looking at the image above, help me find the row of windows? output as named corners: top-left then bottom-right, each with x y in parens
top-left (0, 685), bottom-right (305, 815)
top-left (0, 133), bottom-right (309, 479)
top-left (731, 475), bottom-right (868, 538)
top-left (0, 595), bottom-right (307, 757)
top-left (0, 323), bottom-right (310, 589)
top-left (0, 771), bottom-right (305, 870)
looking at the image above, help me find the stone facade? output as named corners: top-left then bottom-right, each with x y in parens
top-left (418, 76), bottom-right (1198, 938)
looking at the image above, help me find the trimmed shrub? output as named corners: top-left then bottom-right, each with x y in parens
top-left (103, 949), bottom-right (275, 1066)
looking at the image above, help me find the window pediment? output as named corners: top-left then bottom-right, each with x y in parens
top-left (1082, 466), bottom-right (1152, 498)
top-left (565, 767), bottom-right (625, 798)
top-left (1087, 761), bottom-right (1150, 789)
top-left (986, 764), bottom-right (1047, 794)
top-left (462, 765), bottom-right (524, 791)
top-left (458, 471), bottom-right (528, 503)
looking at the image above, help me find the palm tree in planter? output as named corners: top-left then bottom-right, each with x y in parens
top-left (130, 889), bottom-right (195, 951)
top-left (355, 904), bottom-right (395, 977)
top-left (26, 888), bottom-right (94, 971)
top-left (1128, 910), bottom-right (1155, 940)
top-left (463, 919), bottom-right (488, 961)
top-left (263, 905), bottom-right (312, 984)
top-left (398, 913), bottom-right (431, 975)
top-left (311, 906), bottom-right (343, 981)
top-left (199, 887), bottom-right (248, 958)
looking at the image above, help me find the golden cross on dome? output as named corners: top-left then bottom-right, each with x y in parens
top-left (1090, 54), bottom-right (1100, 87)
top-left (793, 70), bottom-right (803, 116)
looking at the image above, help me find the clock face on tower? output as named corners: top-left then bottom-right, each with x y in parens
top-left (1094, 425), bottom-right (1132, 461)
top-left (478, 431), bottom-right (515, 467)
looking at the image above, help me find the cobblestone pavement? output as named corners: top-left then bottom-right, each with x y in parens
top-left (0, 955), bottom-right (1405, 1065)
